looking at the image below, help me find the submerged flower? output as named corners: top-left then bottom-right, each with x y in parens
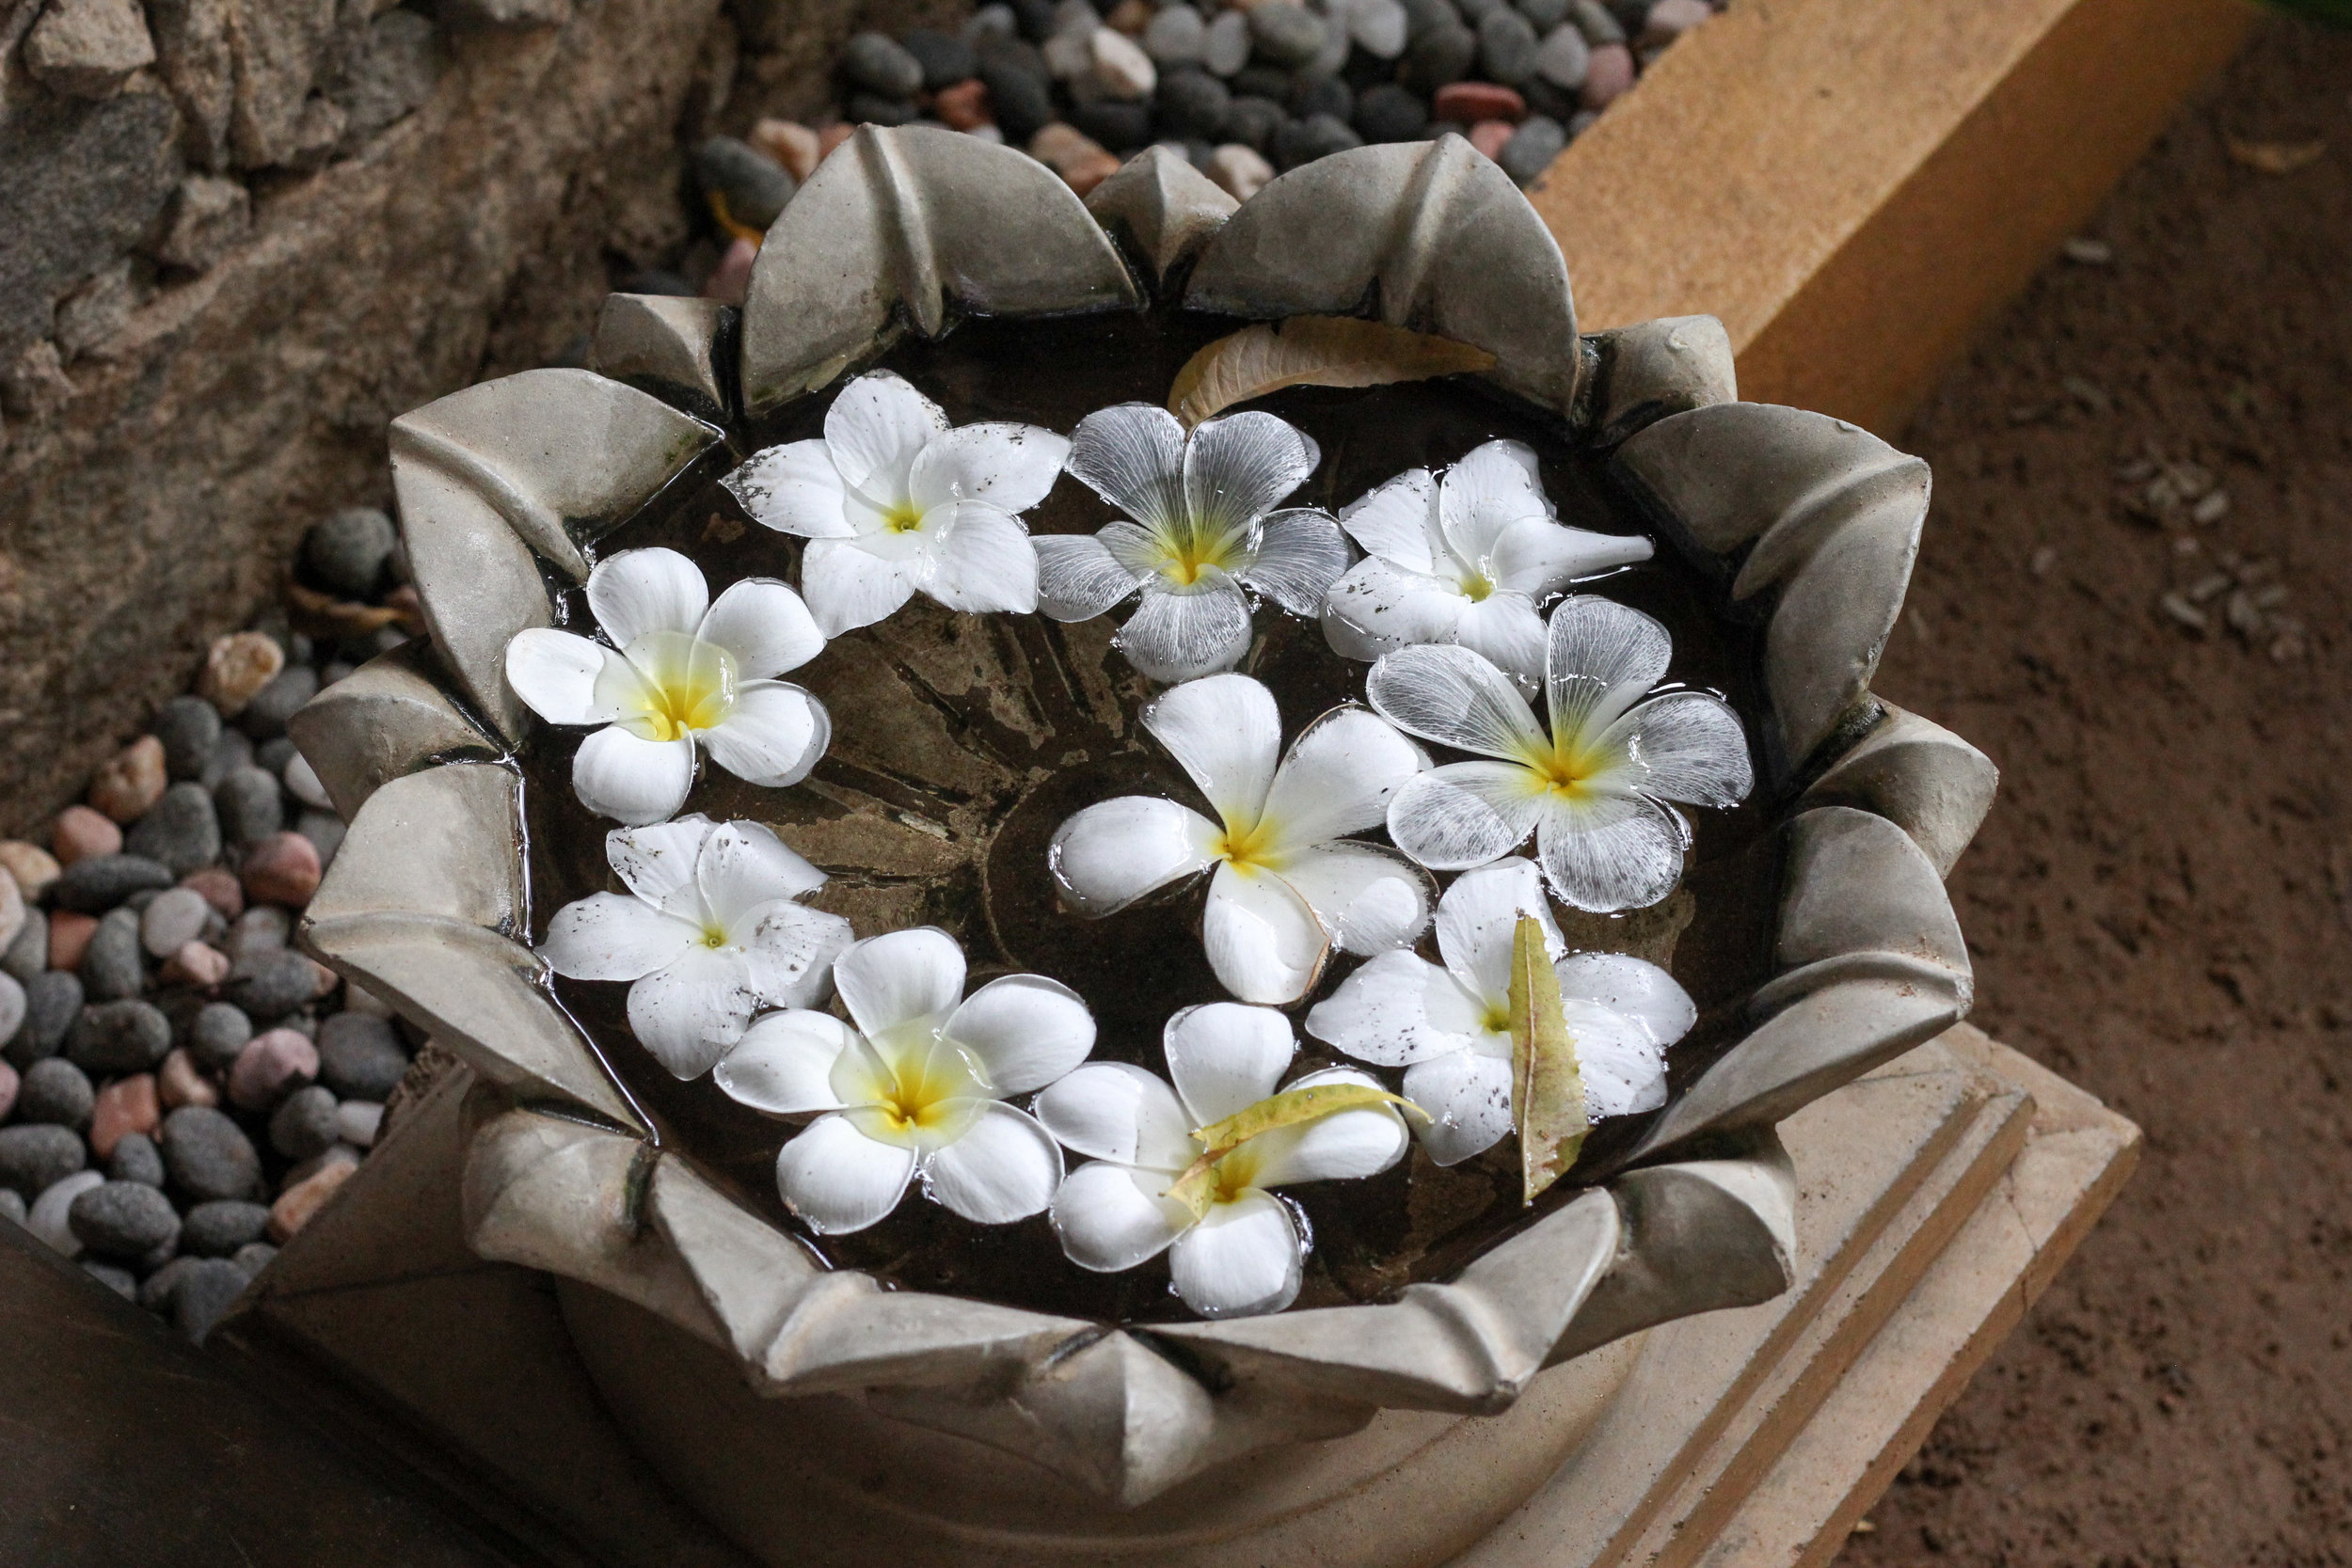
top-left (1369, 594), bottom-right (1753, 913)
top-left (1305, 858), bottom-right (1693, 1165)
top-left (504, 547), bottom-right (830, 826)
top-left (1037, 1002), bottom-right (1410, 1320)
top-left (722, 370), bottom-right (1069, 637)
top-left (1049, 672), bottom-right (1431, 1006)
top-left (539, 816), bottom-right (854, 1079)
top-left (712, 927), bottom-right (1094, 1234)
top-left (1037, 404), bottom-right (1352, 681)
top-left (1321, 439), bottom-right (1655, 694)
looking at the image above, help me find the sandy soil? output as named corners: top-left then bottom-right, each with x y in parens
top-left (1836, 17), bottom-right (2352, 1565)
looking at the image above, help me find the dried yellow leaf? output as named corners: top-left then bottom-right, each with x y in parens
top-left (1509, 915), bottom-right (1587, 1207)
top-left (1167, 316), bottom-right (1497, 428)
top-left (1165, 1083), bottom-right (1426, 1219)
top-left (2224, 137), bottom-right (2327, 176)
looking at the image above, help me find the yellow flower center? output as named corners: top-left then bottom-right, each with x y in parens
top-left (1521, 739), bottom-right (1604, 800)
top-left (1156, 521), bottom-right (1247, 588)
top-left (1459, 571), bottom-right (1495, 602)
top-left (615, 630), bottom-right (738, 743)
top-left (882, 500), bottom-right (927, 534)
top-left (1211, 815), bottom-right (1284, 875)
top-left (1482, 1001), bottom-right (1512, 1034)
top-left (838, 1026), bottom-right (985, 1148)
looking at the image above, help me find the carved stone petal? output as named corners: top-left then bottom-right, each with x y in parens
top-left (593, 293), bottom-right (732, 426)
top-left (1630, 807), bottom-right (1971, 1157)
top-left (301, 762), bottom-right (522, 935)
top-left (1801, 701), bottom-right (1999, 878)
top-left (284, 641), bottom-right (502, 821)
top-left (392, 452), bottom-right (548, 744)
top-left (1547, 1138), bottom-right (1797, 1366)
top-left (739, 126), bottom-right (1141, 416)
top-left (758, 1278), bottom-right (1091, 1398)
top-left (1154, 1187), bottom-right (1619, 1413)
top-left (1084, 145), bottom-right (1237, 286)
top-left (1584, 314), bottom-right (1736, 447)
top-left (644, 1155), bottom-right (825, 1368)
top-left (1183, 135), bottom-right (1581, 414)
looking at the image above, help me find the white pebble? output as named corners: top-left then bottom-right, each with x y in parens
top-left (1043, 26), bottom-right (1094, 78)
top-left (0, 973), bottom-right (24, 1050)
top-left (1535, 24), bottom-right (1590, 87)
top-left (284, 749), bottom-right (334, 811)
top-left (336, 1100), bottom-right (384, 1149)
top-left (1348, 0), bottom-right (1408, 57)
top-left (1203, 8), bottom-right (1250, 74)
top-left (1207, 142), bottom-right (1275, 200)
top-left (228, 904), bottom-right (292, 964)
top-left (963, 121), bottom-right (1006, 143)
top-left (1146, 3), bottom-right (1205, 62)
top-left (1090, 25), bottom-right (1157, 97)
top-left (29, 1172), bottom-right (106, 1256)
top-left (140, 886), bottom-right (213, 958)
top-left (342, 983), bottom-right (397, 1020)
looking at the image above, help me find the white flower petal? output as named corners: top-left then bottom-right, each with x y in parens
top-left (801, 538), bottom-right (921, 637)
top-left (587, 546), bottom-right (709, 648)
top-left (698, 819), bottom-right (827, 924)
top-left (627, 944), bottom-right (759, 1078)
top-left (1318, 555), bottom-right (1467, 664)
top-left (1143, 673), bottom-right (1281, 826)
top-left (572, 725), bottom-right (696, 826)
top-left (1365, 642), bottom-right (1548, 760)
top-left (921, 1102), bottom-right (1065, 1225)
top-left (1450, 594), bottom-right (1549, 697)
top-left (1438, 438), bottom-right (1550, 566)
top-left (1273, 842), bottom-right (1432, 956)
top-left (1034, 1062), bottom-right (1197, 1169)
top-left (926, 502), bottom-right (1040, 614)
top-left (1051, 1160), bottom-right (1193, 1273)
top-left (1336, 467), bottom-right (1441, 574)
top-left (944, 974), bottom-right (1096, 1096)
top-left (1305, 949), bottom-right (1478, 1068)
top-left (1560, 997), bottom-right (1669, 1117)
top-left (1535, 790), bottom-right (1689, 913)
top-left (1168, 1188), bottom-right (1300, 1319)
top-left (777, 1112), bottom-right (917, 1234)
top-left (1036, 532), bottom-right (1145, 621)
top-left (722, 439), bottom-right (858, 539)
top-left (713, 1009), bottom-right (857, 1115)
top-left (1597, 690), bottom-right (1754, 808)
top-left (539, 892), bottom-right (700, 981)
top-left (1164, 1001), bottom-right (1295, 1126)
top-left (1434, 855), bottom-right (1561, 1005)
top-left (1099, 517), bottom-right (1174, 578)
top-left (1402, 1048), bottom-right (1516, 1166)
top-left (605, 816), bottom-right (716, 914)
top-left (832, 927), bottom-right (966, 1037)
top-left (906, 421), bottom-right (1071, 514)
top-left (505, 628), bottom-right (630, 725)
top-left (1545, 594), bottom-right (1673, 750)
top-left (1202, 861), bottom-right (1328, 1006)
top-left (1182, 411), bottom-right (1319, 535)
top-left (1116, 581), bottom-right (1253, 681)
top-left (1048, 795), bottom-right (1218, 916)
top-left (738, 903), bottom-right (855, 1010)
top-left (1385, 760), bottom-right (1548, 870)
top-left (1066, 402), bottom-right (1188, 532)
top-left (1487, 515), bottom-right (1654, 598)
top-left (701, 681), bottom-right (829, 787)
top-left (696, 578), bottom-right (825, 680)
top-left (1242, 1066), bottom-right (1408, 1187)
top-left (1240, 508), bottom-right (1352, 618)
top-left (1555, 951), bottom-right (1695, 1048)
top-left (1259, 705), bottom-right (1426, 848)
top-left (822, 370), bottom-right (948, 497)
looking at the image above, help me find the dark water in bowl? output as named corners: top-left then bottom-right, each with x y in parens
top-left (519, 310), bottom-right (1784, 1323)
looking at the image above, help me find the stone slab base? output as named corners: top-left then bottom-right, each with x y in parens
top-left (213, 1024), bottom-right (2135, 1567)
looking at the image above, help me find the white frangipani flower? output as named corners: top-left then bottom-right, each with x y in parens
top-left (504, 546), bottom-right (830, 826)
top-left (1049, 672), bottom-right (1432, 1006)
top-left (1321, 439), bottom-right (1655, 694)
top-left (1037, 404), bottom-right (1352, 681)
top-left (1305, 858), bottom-right (1694, 1166)
top-left (539, 816), bottom-right (853, 1080)
top-left (722, 371), bottom-right (1070, 637)
top-left (712, 927), bottom-right (1094, 1234)
top-left (1370, 594), bottom-right (1753, 913)
top-left (1036, 1002), bottom-right (1410, 1319)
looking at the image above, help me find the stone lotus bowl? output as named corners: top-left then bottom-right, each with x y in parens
top-left (285, 128), bottom-right (1995, 1567)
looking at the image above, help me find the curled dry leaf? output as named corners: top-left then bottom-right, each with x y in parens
top-left (1165, 1082), bottom-right (1426, 1217)
top-left (2223, 137), bottom-right (2327, 175)
top-left (1508, 915), bottom-right (1587, 1206)
top-left (1168, 315), bottom-right (1497, 427)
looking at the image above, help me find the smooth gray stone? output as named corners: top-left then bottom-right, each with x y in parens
top-left (69, 1180), bottom-right (181, 1261)
top-left (1400, 21), bottom-right (1476, 91)
top-left (0, 1189), bottom-right (24, 1226)
top-left (180, 1198), bottom-right (272, 1258)
top-left (230, 1240), bottom-right (278, 1277)
top-left (693, 135), bottom-right (795, 230)
top-left (1154, 65), bottom-right (1229, 141)
top-left (1289, 72), bottom-right (1351, 122)
top-left (303, 508), bottom-right (398, 599)
top-left (139, 1251), bottom-right (201, 1311)
top-left (68, 1000), bottom-right (172, 1074)
top-left (124, 783), bottom-right (222, 877)
top-left (1202, 7), bottom-right (1250, 73)
top-left (83, 1259), bottom-right (139, 1299)
top-left (297, 810), bottom-right (346, 872)
top-left (841, 30), bottom-right (924, 97)
top-left (140, 886), bottom-right (213, 959)
top-left (1247, 0), bottom-right (1327, 64)
top-left (1534, 19), bottom-right (1589, 86)
top-left (1144, 3), bottom-right (1204, 63)
top-left (16, 972), bottom-right (83, 1065)
top-left (237, 665), bottom-right (319, 741)
top-left (0, 1125), bottom-right (87, 1198)
top-left (55, 854), bottom-right (174, 914)
top-left (978, 49), bottom-right (1055, 138)
top-left (199, 727), bottom-right (255, 789)
top-left (187, 1001), bottom-right (254, 1070)
top-left (108, 1132), bottom-right (167, 1188)
top-left (2, 908), bottom-right (45, 985)
top-left (1477, 7), bottom-right (1538, 84)
top-left (434, 0), bottom-right (571, 27)
top-left (1354, 81), bottom-right (1429, 141)
top-left (0, 974), bottom-right (23, 1055)
top-left (80, 910), bottom-right (147, 1003)
top-left (16, 1058), bottom-right (95, 1128)
top-left (229, 949), bottom-right (323, 1022)
top-left (1271, 111), bottom-right (1361, 169)
top-left (1569, 0), bottom-right (1623, 42)
top-left (1401, 0), bottom-right (1461, 39)
top-left (268, 1085), bottom-right (341, 1161)
top-left (316, 1012), bottom-right (406, 1101)
top-left (1499, 113), bottom-right (1565, 184)
top-left (172, 1256), bottom-right (250, 1342)
top-left (151, 696), bottom-right (223, 782)
top-left (1219, 92), bottom-right (1284, 151)
top-left (902, 26), bottom-right (977, 87)
top-left (1517, 0), bottom-right (1568, 29)
top-left (159, 1107), bottom-right (261, 1204)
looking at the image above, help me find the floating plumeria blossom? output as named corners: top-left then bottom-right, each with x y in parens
top-left (1305, 858), bottom-right (1693, 1165)
top-left (539, 816), bottom-right (853, 1080)
top-left (722, 370), bottom-right (1070, 637)
top-left (1037, 1002), bottom-right (1410, 1319)
top-left (1049, 672), bottom-right (1432, 1006)
top-left (1321, 439), bottom-right (1655, 694)
top-left (1037, 404), bottom-right (1352, 681)
top-left (504, 547), bottom-right (830, 826)
top-left (1369, 594), bottom-right (1753, 913)
top-left (712, 928), bottom-right (1094, 1234)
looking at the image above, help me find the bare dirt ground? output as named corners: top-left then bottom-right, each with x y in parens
top-left (1836, 17), bottom-right (2352, 1566)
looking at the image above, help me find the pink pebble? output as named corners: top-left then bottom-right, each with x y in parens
top-left (51, 806), bottom-right (122, 866)
top-left (1581, 43), bottom-right (1634, 110)
top-left (241, 832), bottom-right (322, 909)
top-left (704, 237), bottom-right (756, 307)
top-left (180, 867), bottom-right (245, 921)
top-left (49, 911), bottom-right (98, 972)
top-left (162, 940), bottom-right (232, 989)
top-left (1468, 119), bottom-right (1515, 159)
top-left (90, 1074), bottom-right (160, 1161)
top-left (230, 1028), bottom-right (320, 1110)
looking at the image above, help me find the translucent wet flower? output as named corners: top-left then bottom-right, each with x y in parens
top-left (722, 370), bottom-right (1070, 636)
top-left (538, 816), bottom-right (854, 1079)
top-left (503, 546), bottom-right (830, 826)
top-left (1321, 438), bottom-right (1654, 694)
top-left (1036, 1002), bottom-right (1410, 1319)
top-left (712, 927), bottom-right (1095, 1234)
top-left (1305, 857), bottom-right (1694, 1165)
top-left (1037, 404), bottom-right (1352, 681)
top-left (1049, 672), bottom-right (1432, 1006)
top-left (1369, 594), bottom-right (1753, 913)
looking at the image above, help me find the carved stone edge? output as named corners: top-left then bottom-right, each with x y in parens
top-left (1799, 700), bottom-right (1998, 879)
top-left (593, 293), bottom-right (736, 428)
top-left (284, 639), bottom-right (502, 821)
top-left (1582, 314), bottom-right (1738, 448)
top-left (1084, 145), bottom-right (1238, 291)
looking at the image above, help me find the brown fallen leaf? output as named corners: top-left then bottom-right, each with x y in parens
top-left (1508, 915), bottom-right (1587, 1207)
top-left (1167, 315), bottom-right (1496, 427)
top-left (2225, 137), bottom-right (2327, 175)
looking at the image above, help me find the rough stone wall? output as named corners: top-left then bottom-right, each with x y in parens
top-left (0, 0), bottom-right (739, 834)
